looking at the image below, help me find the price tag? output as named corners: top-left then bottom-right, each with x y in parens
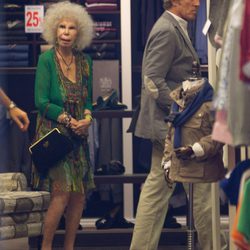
top-left (25, 5), bottom-right (44, 33)
top-left (202, 19), bottom-right (211, 36)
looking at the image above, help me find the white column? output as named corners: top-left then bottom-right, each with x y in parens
top-left (120, 0), bottom-right (133, 219)
top-left (206, 1), bottom-right (221, 249)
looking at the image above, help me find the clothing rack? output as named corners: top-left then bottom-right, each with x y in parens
top-left (206, 0), bottom-right (223, 249)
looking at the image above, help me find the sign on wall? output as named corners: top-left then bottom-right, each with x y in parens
top-left (92, 60), bottom-right (119, 101)
top-left (25, 5), bottom-right (44, 33)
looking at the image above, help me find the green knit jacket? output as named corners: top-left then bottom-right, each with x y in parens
top-left (35, 49), bottom-right (92, 121)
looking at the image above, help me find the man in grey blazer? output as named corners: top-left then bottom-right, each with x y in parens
top-left (130, 0), bottom-right (227, 249)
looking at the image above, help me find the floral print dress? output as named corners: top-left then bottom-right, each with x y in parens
top-left (33, 49), bottom-right (95, 193)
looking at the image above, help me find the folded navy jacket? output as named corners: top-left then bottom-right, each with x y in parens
top-left (0, 44), bottom-right (29, 52)
top-left (4, 30), bottom-right (26, 36)
top-left (89, 51), bottom-right (116, 60)
top-left (95, 30), bottom-right (117, 39)
top-left (0, 20), bottom-right (24, 31)
top-left (3, 4), bottom-right (24, 11)
top-left (85, 3), bottom-right (118, 10)
top-left (85, 43), bottom-right (116, 52)
top-left (0, 61), bottom-right (29, 67)
top-left (0, 52), bottom-right (28, 61)
top-left (0, 36), bottom-right (28, 41)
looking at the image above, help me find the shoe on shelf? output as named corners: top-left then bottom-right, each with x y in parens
top-left (95, 215), bottom-right (134, 229)
top-left (163, 215), bottom-right (182, 229)
top-left (95, 215), bottom-right (116, 229)
top-left (114, 217), bottom-right (134, 228)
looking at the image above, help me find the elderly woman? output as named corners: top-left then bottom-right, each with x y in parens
top-left (33, 2), bottom-right (95, 249)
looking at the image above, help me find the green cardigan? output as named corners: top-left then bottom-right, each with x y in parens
top-left (35, 49), bottom-right (92, 121)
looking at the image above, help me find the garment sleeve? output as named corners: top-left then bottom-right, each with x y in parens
top-left (35, 54), bottom-right (64, 121)
top-left (195, 107), bottom-right (224, 160)
top-left (84, 54), bottom-right (93, 111)
top-left (143, 28), bottom-right (176, 112)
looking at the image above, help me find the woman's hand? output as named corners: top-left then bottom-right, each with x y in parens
top-left (70, 118), bottom-right (91, 136)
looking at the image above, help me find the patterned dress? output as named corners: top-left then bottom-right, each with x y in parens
top-left (33, 49), bottom-right (95, 193)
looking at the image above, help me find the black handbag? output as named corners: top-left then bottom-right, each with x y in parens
top-left (29, 106), bottom-right (73, 174)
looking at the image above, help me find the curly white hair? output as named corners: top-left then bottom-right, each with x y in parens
top-left (42, 1), bottom-right (94, 50)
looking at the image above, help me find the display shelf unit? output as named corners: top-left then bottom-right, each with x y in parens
top-left (0, 0), bottom-right (136, 220)
top-left (29, 227), bottom-right (190, 249)
top-left (0, 0), bottom-right (121, 67)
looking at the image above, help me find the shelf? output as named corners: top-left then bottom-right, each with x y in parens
top-left (29, 227), bottom-right (189, 249)
top-left (92, 39), bottom-right (120, 44)
top-left (0, 67), bottom-right (36, 75)
top-left (88, 10), bottom-right (120, 14)
top-left (94, 174), bottom-right (147, 184)
top-left (92, 110), bottom-right (133, 119)
top-left (0, 11), bottom-right (24, 16)
top-left (200, 64), bottom-right (208, 72)
top-left (0, 40), bottom-right (35, 45)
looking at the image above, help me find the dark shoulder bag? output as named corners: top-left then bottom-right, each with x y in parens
top-left (29, 105), bottom-right (73, 174)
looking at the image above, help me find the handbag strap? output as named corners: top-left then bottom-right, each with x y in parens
top-left (34, 103), bottom-right (50, 141)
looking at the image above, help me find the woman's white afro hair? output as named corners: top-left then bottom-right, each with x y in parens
top-left (42, 1), bottom-right (94, 50)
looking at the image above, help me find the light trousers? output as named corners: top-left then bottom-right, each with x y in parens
top-left (130, 139), bottom-right (218, 250)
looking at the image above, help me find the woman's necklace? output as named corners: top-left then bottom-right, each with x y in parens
top-left (56, 48), bottom-right (73, 71)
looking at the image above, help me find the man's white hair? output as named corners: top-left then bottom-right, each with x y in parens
top-left (42, 1), bottom-right (94, 50)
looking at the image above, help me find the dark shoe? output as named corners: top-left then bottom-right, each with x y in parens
top-left (107, 160), bottom-right (125, 175)
top-left (95, 160), bottom-right (125, 175)
top-left (114, 217), bottom-right (134, 228)
top-left (95, 215), bottom-right (116, 229)
top-left (94, 164), bottom-right (108, 175)
top-left (164, 216), bottom-right (182, 229)
top-left (93, 89), bottom-right (127, 111)
top-left (57, 216), bottom-right (83, 230)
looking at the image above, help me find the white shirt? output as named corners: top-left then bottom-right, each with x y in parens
top-left (167, 10), bottom-right (190, 40)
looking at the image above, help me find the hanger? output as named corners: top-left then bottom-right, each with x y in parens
top-left (188, 61), bottom-right (202, 81)
top-left (182, 61), bottom-right (203, 92)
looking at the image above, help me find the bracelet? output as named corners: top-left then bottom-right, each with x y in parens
top-left (61, 112), bottom-right (72, 127)
top-left (65, 113), bottom-right (72, 127)
top-left (84, 113), bottom-right (93, 122)
top-left (8, 101), bottom-right (17, 110)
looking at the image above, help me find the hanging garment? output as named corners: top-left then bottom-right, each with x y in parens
top-left (140, 0), bottom-right (163, 48)
top-left (208, 0), bottom-right (231, 48)
top-left (227, 0), bottom-right (250, 146)
top-left (211, 109), bottom-right (233, 145)
top-left (239, 0), bottom-right (250, 83)
top-left (220, 159), bottom-right (250, 205)
top-left (194, 0), bottom-right (208, 64)
top-left (232, 170), bottom-right (250, 249)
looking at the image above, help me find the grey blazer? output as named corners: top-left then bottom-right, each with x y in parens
top-left (135, 11), bottom-right (199, 140)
